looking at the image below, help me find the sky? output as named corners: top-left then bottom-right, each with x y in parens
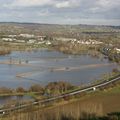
top-left (0, 0), bottom-right (120, 25)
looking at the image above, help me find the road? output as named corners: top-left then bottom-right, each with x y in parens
top-left (0, 74), bottom-right (120, 115)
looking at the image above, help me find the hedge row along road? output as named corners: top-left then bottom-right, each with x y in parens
top-left (0, 74), bottom-right (120, 115)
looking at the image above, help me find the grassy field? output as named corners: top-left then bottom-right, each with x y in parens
top-left (1, 82), bottom-right (120, 120)
top-left (41, 84), bottom-right (120, 115)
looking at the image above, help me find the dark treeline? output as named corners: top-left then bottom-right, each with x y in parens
top-left (0, 81), bottom-right (75, 96)
top-left (0, 49), bottom-right (11, 55)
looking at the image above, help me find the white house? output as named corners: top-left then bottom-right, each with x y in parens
top-left (114, 48), bottom-right (120, 53)
top-left (19, 34), bottom-right (35, 38)
top-left (2, 38), bottom-right (14, 42)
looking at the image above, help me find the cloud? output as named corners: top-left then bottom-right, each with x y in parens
top-left (55, 0), bottom-right (80, 8)
top-left (95, 0), bottom-right (120, 11)
top-left (37, 10), bottom-right (51, 16)
top-left (6, 0), bottom-right (54, 7)
top-left (55, 1), bottom-right (72, 8)
top-left (85, 0), bottom-right (120, 15)
top-left (0, 0), bottom-right (120, 25)
top-left (5, 0), bottom-right (81, 9)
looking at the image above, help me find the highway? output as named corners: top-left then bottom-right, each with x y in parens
top-left (0, 74), bottom-right (120, 115)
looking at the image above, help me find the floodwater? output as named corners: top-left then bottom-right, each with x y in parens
top-left (0, 49), bottom-right (119, 105)
top-left (0, 49), bottom-right (118, 88)
top-left (0, 95), bottom-right (33, 106)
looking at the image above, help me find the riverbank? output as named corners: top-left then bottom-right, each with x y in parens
top-left (0, 41), bottom-right (119, 66)
top-left (0, 42), bottom-right (50, 53)
top-left (1, 76), bottom-right (120, 120)
top-left (0, 72), bottom-right (119, 110)
top-left (0, 49), bottom-right (11, 55)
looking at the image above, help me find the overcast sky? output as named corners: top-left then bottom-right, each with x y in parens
top-left (0, 0), bottom-right (120, 25)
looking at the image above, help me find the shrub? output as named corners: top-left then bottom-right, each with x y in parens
top-left (16, 87), bottom-right (26, 93)
top-left (0, 87), bottom-right (13, 94)
top-left (29, 84), bottom-right (44, 94)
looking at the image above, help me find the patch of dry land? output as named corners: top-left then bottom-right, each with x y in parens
top-left (44, 84), bottom-right (120, 115)
top-left (2, 80), bottom-right (120, 120)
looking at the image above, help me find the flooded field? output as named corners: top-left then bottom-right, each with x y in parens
top-left (0, 95), bottom-right (33, 106)
top-left (0, 49), bottom-right (119, 88)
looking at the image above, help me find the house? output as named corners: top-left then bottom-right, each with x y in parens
top-left (27, 39), bottom-right (36, 44)
top-left (55, 37), bottom-right (77, 42)
top-left (114, 48), bottom-right (120, 53)
top-left (19, 34), bottom-right (35, 38)
top-left (46, 41), bottom-right (51, 45)
top-left (38, 41), bottom-right (45, 44)
top-left (37, 36), bottom-right (46, 41)
top-left (8, 35), bottom-right (17, 37)
top-left (17, 40), bottom-right (25, 43)
top-left (2, 38), bottom-right (14, 42)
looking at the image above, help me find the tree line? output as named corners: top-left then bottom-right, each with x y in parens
top-left (0, 81), bottom-right (75, 96)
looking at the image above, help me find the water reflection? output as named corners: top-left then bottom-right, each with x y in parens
top-left (0, 95), bottom-right (33, 106)
top-left (0, 50), bottom-right (119, 88)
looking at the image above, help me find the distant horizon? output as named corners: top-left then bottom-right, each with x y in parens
top-left (0, 0), bottom-right (120, 26)
top-left (0, 21), bottom-right (120, 27)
